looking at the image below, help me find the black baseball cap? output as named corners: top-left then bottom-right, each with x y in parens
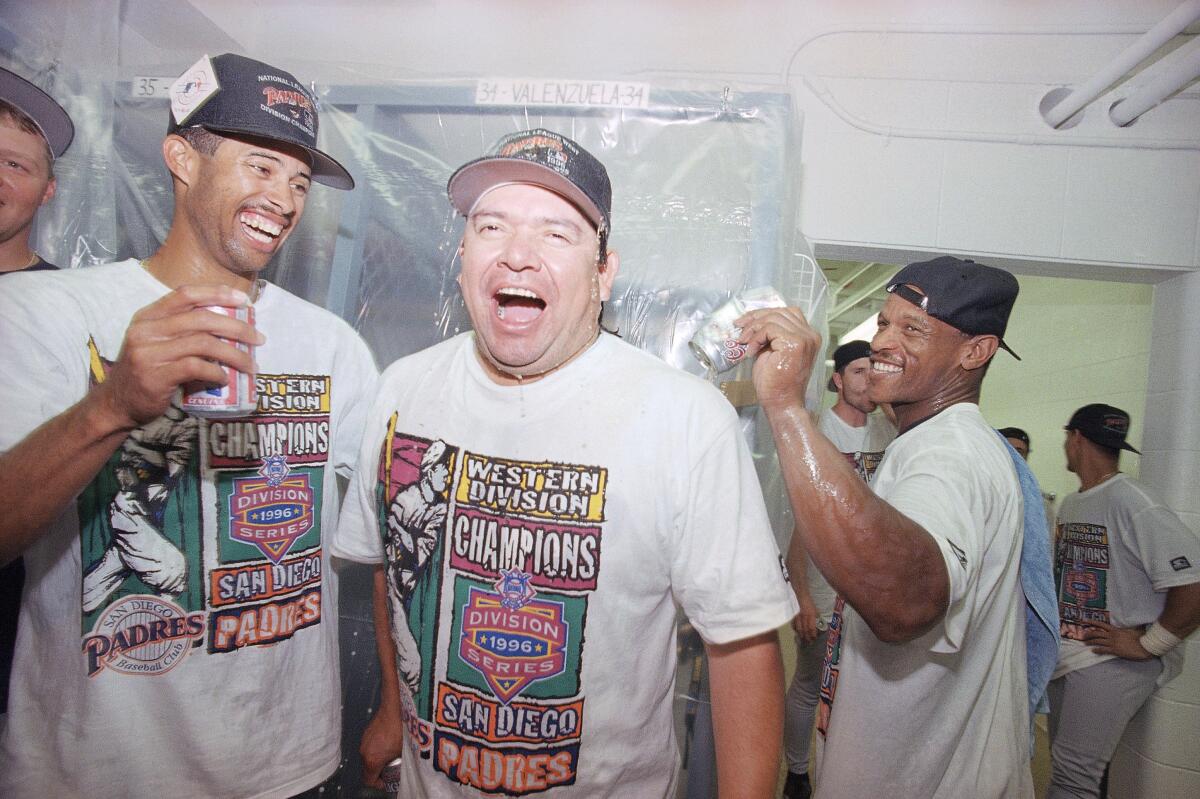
top-left (886, 256), bottom-right (1020, 359)
top-left (0, 66), bottom-right (74, 158)
top-left (166, 53), bottom-right (353, 190)
top-left (997, 427), bottom-right (1030, 447)
top-left (827, 340), bottom-right (872, 391)
top-left (448, 128), bottom-right (612, 234)
top-left (1066, 404), bottom-right (1140, 454)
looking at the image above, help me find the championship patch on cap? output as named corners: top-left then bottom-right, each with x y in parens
top-left (170, 54), bottom-right (221, 127)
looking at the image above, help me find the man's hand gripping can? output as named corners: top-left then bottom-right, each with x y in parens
top-left (688, 286), bottom-right (787, 373)
top-left (180, 305), bottom-right (258, 417)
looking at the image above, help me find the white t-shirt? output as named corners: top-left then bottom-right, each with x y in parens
top-left (1054, 473), bottom-right (1200, 680)
top-left (0, 260), bottom-right (378, 798)
top-left (333, 332), bottom-right (797, 798)
top-left (803, 409), bottom-right (896, 619)
top-left (816, 403), bottom-right (1031, 799)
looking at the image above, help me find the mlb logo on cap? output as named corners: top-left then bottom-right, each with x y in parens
top-left (166, 53), bottom-right (353, 190)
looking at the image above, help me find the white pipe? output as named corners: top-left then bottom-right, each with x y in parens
top-left (1041, 0), bottom-right (1200, 128)
top-left (1110, 37), bottom-right (1200, 126)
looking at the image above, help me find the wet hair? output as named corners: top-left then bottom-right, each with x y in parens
top-left (175, 125), bottom-right (226, 156)
top-left (0, 99), bottom-right (54, 178)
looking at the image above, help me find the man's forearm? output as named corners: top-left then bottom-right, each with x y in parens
top-left (372, 566), bottom-right (403, 714)
top-left (763, 399), bottom-right (947, 642)
top-left (707, 631), bottom-right (783, 799)
top-left (1159, 582), bottom-right (1200, 640)
top-left (0, 392), bottom-right (133, 565)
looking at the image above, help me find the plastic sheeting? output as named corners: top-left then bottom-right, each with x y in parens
top-left (4, 5), bottom-right (828, 795)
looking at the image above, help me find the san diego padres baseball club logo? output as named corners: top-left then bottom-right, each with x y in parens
top-left (82, 595), bottom-right (205, 678)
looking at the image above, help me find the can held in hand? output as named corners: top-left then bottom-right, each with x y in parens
top-left (689, 286), bottom-right (787, 373)
top-left (180, 305), bottom-right (258, 417)
top-left (380, 756), bottom-right (404, 796)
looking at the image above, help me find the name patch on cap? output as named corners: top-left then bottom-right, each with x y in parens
top-left (170, 54), bottom-right (221, 126)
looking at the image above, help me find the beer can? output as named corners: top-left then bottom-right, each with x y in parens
top-left (689, 286), bottom-right (787, 373)
top-left (180, 305), bottom-right (258, 417)
top-left (380, 756), bottom-right (404, 796)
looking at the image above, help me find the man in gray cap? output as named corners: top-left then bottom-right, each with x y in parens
top-left (333, 128), bottom-right (797, 798)
top-left (0, 54), bottom-right (377, 798)
top-left (1048, 404), bottom-right (1200, 799)
top-left (0, 66), bottom-right (73, 274)
top-left (740, 256), bottom-right (1035, 797)
top-left (0, 63), bottom-right (75, 731)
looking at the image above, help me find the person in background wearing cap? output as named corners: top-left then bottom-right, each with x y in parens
top-left (781, 339), bottom-right (894, 799)
top-left (999, 426), bottom-right (1058, 536)
top-left (1047, 404), bottom-right (1200, 799)
top-left (0, 54), bottom-right (377, 798)
top-left (739, 255), bottom-right (1039, 797)
top-left (0, 66), bottom-right (73, 274)
top-left (0, 64), bottom-right (75, 728)
top-left (333, 128), bottom-right (797, 798)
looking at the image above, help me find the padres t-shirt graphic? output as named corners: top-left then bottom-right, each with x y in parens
top-left (78, 344), bottom-right (335, 675)
top-left (377, 424), bottom-right (604, 795)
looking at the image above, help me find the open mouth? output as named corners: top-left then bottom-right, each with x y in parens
top-left (872, 360), bottom-right (902, 374)
top-left (495, 286), bottom-right (546, 323)
top-left (239, 210), bottom-right (285, 245)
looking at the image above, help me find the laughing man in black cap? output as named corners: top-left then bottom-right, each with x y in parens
top-left (0, 54), bottom-right (377, 798)
top-left (333, 128), bottom-right (797, 798)
top-left (1048, 404), bottom-right (1200, 799)
top-left (738, 255), bottom-right (1036, 797)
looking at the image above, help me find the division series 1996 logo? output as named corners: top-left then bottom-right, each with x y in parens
top-left (82, 594), bottom-right (205, 677)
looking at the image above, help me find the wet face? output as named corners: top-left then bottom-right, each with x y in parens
top-left (835, 356), bottom-right (876, 414)
top-left (179, 133), bottom-right (311, 278)
top-left (1006, 437), bottom-right (1030, 460)
top-left (867, 293), bottom-right (974, 409)
top-left (0, 120), bottom-right (55, 250)
top-left (458, 183), bottom-right (618, 384)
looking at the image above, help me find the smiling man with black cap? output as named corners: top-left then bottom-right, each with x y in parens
top-left (0, 54), bottom-right (377, 798)
top-left (332, 128), bottom-right (798, 798)
top-left (1048, 403), bottom-right (1200, 799)
top-left (737, 255), bottom-right (1036, 797)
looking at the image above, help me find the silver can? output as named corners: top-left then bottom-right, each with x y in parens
top-left (689, 286), bottom-right (787, 373)
top-left (380, 756), bottom-right (404, 796)
top-left (180, 305), bottom-right (258, 417)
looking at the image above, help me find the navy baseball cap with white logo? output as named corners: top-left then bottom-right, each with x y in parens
top-left (447, 128), bottom-right (612, 234)
top-left (166, 53), bottom-right (353, 190)
top-left (886, 255), bottom-right (1020, 359)
top-left (0, 66), bottom-right (74, 158)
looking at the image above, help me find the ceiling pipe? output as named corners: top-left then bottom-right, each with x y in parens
top-left (1040, 0), bottom-right (1200, 129)
top-left (1109, 36), bottom-right (1200, 126)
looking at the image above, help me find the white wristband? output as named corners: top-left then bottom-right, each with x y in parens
top-left (1139, 621), bottom-right (1182, 657)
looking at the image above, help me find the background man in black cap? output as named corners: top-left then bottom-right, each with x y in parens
top-left (1000, 425), bottom-right (1058, 532)
top-left (738, 255), bottom-right (1035, 797)
top-left (0, 65), bottom-right (75, 725)
top-left (333, 128), bottom-right (797, 798)
top-left (0, 66), bottom-right (73, 274)
top-left (782, 339), bottom-right (894, 799)
top-left (1048, 404), bottom-right (1200, 799)
top-left (0, 54), bottom-right (376, 798)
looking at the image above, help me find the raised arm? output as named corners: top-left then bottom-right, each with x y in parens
top-left (737, 307), bottom-right (948, 643)
top-left (0, 284), bottom-right (260, 564)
